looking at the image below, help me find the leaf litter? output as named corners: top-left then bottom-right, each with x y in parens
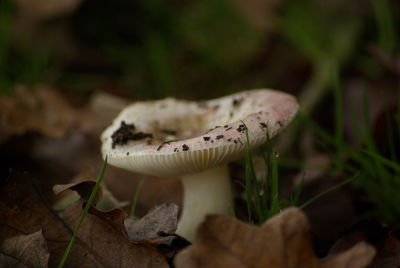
top-left (175, 207), bottom-right (376, 268)
top-left (1, 229), bottom-right (49, 268)
top-left (0, 170), bottom-right (168, 267)
top-left (125, 203), bottom-right (178, 242)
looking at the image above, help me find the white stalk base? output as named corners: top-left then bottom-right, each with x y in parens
top-left (175, 165), bottom-right (233, 241)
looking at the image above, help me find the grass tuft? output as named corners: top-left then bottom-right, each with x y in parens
top-left (243, 123), bottom-right (300, 224)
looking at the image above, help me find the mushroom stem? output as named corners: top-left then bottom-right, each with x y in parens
top-left (176, 165), bottom-right (233, 241)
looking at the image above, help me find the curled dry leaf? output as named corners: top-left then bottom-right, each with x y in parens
top-left (1, 229), bottom-right (49, 268)
top-left (53, 179), bottom-right (129, 233)
top-left (0, 171), bottom-right (168, 268)
top-left (53, 180), bottom-right (129, 211)
top-left (53, 181), bottom-right (102, 210)
top-left (175, 207), bottom-right (375, 268)
top-left (54, 181), bottom-right (102, 203)
top-left (125, 203), bottom-right (179, 242)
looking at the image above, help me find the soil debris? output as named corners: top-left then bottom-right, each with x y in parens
top-left (232, 98), bottom-right (243, 107)
top-left (182, 144), bottom-right (189, 151)
top-left (237, 124), bottom-right (246, 133)
top-left (111, 121), bottom-right (153, 148)
top-left (260, 122), bottom-right (267, 128)
top-left (157, 141), bottom-right (172, 151)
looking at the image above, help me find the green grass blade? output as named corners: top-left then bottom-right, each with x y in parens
top-left (269, 151), bottom-right (280, 217)
top-left (371, 0), bottom-right (397, 54)
top-left (300, 173), bottom-right (358, 209)
top-left (129, 180), bottom-right (144, 219)
top-left (332, 65), bottom-right (345, 172)
top-left (290, 176), bottom-right (304, 206)
top-left (57, 157), bottom-right (108, 268)
top-left (361, 150), bottom-right (400, 173)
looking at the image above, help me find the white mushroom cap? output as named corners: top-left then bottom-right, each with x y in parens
top-left (101, 89), bottom-right (298, 176)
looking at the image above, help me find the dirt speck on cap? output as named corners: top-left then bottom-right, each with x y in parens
top-left (182, 144), bottom-right (189, 151)
top-left (232, 98), bottom-right (243, 106)
top-left (111, 121), bottom-right (153, 148)
top-left (237, 124), bottom-right (246, 133)
top-left (156, 141), bottom-right (172, 151)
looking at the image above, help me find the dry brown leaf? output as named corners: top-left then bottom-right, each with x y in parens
top-left (53, 180), bottom-right (129, 211)
top-left (13, 0), bottom-right (83, 19)
top-left (175, 207), bottom-right (375, 268)
top-left (230, 0), bottom-right (280, 31)
top-left (0, 171), bottom-right (168, 268)
top-left (370, 233), bottom-right (400, 268)
top-left (79, 91), bottom-right (130, 136)
top-left (0, 254), bottom-right (30, 268)
top-left (58, 201), bottom-right (166, 267)
top-left (0, 86), bottom-right (76, 142)
top-left (125, 203), bottom-right (178, 242)
top-left (1, 229), bottom-right (49, 268)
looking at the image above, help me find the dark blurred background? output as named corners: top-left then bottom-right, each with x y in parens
top-left (2, 0), bottom-right (397, 101)
top-left (1, 0), bottom-right (400, 248)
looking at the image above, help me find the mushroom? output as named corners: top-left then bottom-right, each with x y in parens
top-left (101, 89), bottom-right (298, 241)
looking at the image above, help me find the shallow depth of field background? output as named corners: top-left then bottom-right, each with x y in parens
top-left (1, 0), bottom-right (400, 249)
top-left (3, 0), bottom-right (397, 100)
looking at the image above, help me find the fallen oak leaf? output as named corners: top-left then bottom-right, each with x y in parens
top-left (1, 229), bottom-right (49, 268)
top-left (175, 207), bottom-right (375, 268)
top-left (87, 206), bottom-right (128, 234)
top-left (58, 201), bottom-right (167, 267)
top-left (62, 181), bottom-right (185, 261)
top-left (125, 203), bottom-right (178, 242)
top-left (0, 170), bottom-right (168, 267)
